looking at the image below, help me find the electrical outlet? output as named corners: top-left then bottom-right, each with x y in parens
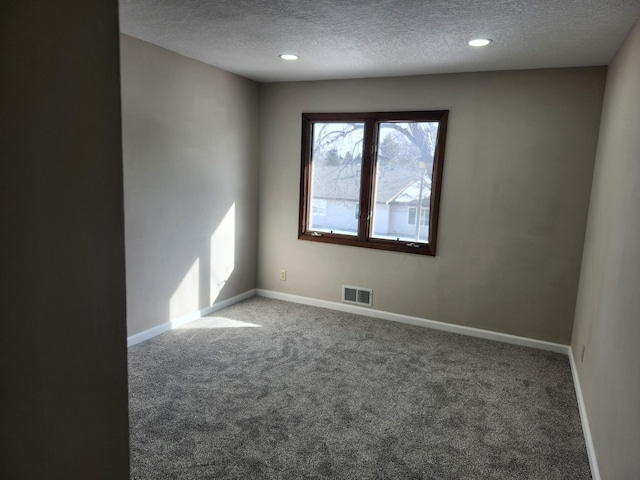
top-left (280, 270), bottom-right (287, 281)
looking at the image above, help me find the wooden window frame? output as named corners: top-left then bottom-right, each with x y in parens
top-left (298, 110), bottom-right (449, 256)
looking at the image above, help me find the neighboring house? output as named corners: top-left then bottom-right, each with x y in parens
top-left (309, 163), bottom-right (431, 242)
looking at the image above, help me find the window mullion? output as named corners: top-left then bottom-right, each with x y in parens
top-left (358, 119), bottom-right (376, 242)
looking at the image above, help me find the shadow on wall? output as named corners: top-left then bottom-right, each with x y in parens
top-left (120, 33), bottom-right (260, 337)
top-left (167, 203), bottom-right (240, 324)
top-left (169, 203), bottom-right (236, 320)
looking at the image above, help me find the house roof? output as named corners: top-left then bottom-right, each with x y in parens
top-left (311, 164), bottom-right (430, 204)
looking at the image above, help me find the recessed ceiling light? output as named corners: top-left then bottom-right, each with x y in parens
top-left (279, 54), bottom-right (299, 61)
top-left (468, 38), bottom-right (492, 47)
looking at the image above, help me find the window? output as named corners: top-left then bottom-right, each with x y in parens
top-left (299, 111), bottom-right (448, 256)
top-left (407, 207), bottom-right (428, 226)
top-left (311, 198), bottom-right (327, 216)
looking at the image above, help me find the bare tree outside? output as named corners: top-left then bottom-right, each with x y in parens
top-left (372, 121), bottom-right (439, 242)
top-left (308, 120), bottom-right (440, 242)
top-left (309, 122), bottom-right (364, 235)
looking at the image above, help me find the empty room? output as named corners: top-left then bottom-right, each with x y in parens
top-left (3, 1), bottom-right (639, 479)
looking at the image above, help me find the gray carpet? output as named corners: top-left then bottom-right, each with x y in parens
top-left (128, 297), bottom-right (591, 479)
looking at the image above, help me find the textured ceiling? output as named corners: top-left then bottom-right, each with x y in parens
top-left (119, 0), bottom-right (640, 82)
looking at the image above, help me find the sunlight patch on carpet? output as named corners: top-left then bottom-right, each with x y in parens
top-left (177, 316), bottom-right (261, 329)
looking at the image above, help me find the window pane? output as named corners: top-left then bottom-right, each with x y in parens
top-left (309, 122), bottom-right (365, 235)
top-left (407, 207), bottom-right (428, 226)
top-left (371, 121), bottom-right (439, 243)
top-left (407, 207), bottom-right (416, 225)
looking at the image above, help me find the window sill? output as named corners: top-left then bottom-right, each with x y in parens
top-left (298, 231), bottom-right (436, 256)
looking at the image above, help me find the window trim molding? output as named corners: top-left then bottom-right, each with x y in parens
top-left (298, 110), bottom-right (449, 256)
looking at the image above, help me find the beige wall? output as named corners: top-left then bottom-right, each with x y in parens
top-left (258, 68), bottom-right (606, 344)
top-left (1, 0), bottom-right (129, 477)
top-left (120, 35), bottom-right (260, 336)
top-left (571, 20), bottom-right (640, 479)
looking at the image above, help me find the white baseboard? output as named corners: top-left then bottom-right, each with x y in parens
top-left (568, 348), bottom-right (601, 480)
top-left (255, 289), bottom-right (570, 354)
top-left (127, 289), bottom-right (256, 347)
top-left (129, 287), bottom-right (569, 352)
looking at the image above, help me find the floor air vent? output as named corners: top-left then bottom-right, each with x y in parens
top-left (342, 285), bottom-right (373, 307)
